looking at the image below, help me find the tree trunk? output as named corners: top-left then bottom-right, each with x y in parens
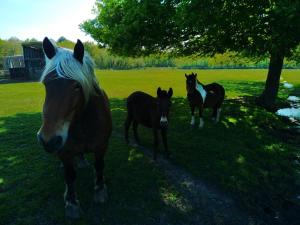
top-left (256, 51), bottom-right (284, 111)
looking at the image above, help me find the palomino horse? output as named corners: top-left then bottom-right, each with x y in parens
top-left (37, 37), bottom-right (112, 219)
top-left (125, 88), bottom-right (173, 160)
top-left (185, 72), bottom-right (225, 128)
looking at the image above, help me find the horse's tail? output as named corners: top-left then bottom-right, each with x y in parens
top-left (205, 83), bottom-right (225, 106)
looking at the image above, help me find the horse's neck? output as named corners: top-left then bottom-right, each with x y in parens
top-left (196, 79), bottom-right (204, 87)
top-left (72, 93), bottom-right (103, 128)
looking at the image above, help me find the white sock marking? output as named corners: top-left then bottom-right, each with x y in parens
top-left (199, 118), bottom-right (204, 128)
top-left (190, 116), bottom-right (195, 125)
top-left (216, 108), bottom-right (221, 122)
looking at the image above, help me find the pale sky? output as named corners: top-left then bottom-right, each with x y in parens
top-left (0, 0), bottom-right (96, 42)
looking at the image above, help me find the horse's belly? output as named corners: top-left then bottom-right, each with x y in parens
top-left (204, 94), bottom-right (218, 107)
top-left (135, 117), bottom-right (153, 128)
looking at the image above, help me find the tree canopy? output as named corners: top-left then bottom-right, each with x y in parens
top-left (83, 0), bottom-right (300, 109)
top-left (82, 0), bottom-right (300, 57)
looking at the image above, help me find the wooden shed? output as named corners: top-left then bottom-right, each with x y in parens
top-left (22, 42), bottom-right (45, 80)
top-left (5, 42), bottom-right (46, 80)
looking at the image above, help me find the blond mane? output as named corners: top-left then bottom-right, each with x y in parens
top-left (41, 43), bottom-right (99, 102)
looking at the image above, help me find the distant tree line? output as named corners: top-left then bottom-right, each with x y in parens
top-left (1, 36), bottom-right (300, 72)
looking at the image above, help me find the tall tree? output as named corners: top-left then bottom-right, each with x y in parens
top-left (82, 0), bottom-right (300, 110)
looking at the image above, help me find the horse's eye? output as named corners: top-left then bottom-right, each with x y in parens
top-left (74, 83), bottom-right (81, 91)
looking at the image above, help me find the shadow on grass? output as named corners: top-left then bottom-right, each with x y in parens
top-left (1, 95), bottom-right (300, 225)
top-left (289, 84), bottom-right (300, 97)
top-left (0, 112), bottom-right (197, 225)
top-left (219, 80), bottom-right (265, 97)
top-left (110, 96), bottom-right (300, 225)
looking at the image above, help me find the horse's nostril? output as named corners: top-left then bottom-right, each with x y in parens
top-left (160, 121), bottom-right (168, 127)
top-left (43, 136), bottom-right (63, 153)
top-left (50, 136), bottom-right (63, 149)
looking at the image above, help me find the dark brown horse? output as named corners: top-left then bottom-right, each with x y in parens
top-left (125, 88), bottom-right (173, 160)
top-left (185, 72), bottom-right (225, 128)
top-left (37, 37), bottom-right (112, 219)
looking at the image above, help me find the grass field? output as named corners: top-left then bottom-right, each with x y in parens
top-left (0, 69), bottom-right (300, 225)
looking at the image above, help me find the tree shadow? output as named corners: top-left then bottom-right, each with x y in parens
top-left (110, 96), bottom-right (300, 224)
top-left (0, 112), bottom-right (205, 225)
top-left (218, 80), bottom-right (265, 97)
top-left (1, 95), bottom-right (299, 225)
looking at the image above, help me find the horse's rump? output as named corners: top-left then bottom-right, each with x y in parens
top-left (204, 83), bottom-right (225, 97)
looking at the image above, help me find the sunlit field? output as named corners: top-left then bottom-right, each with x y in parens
top-left (0, 69), bottom-right (300, 225)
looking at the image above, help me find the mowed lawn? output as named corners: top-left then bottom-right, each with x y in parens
top-left (0, 69), bottom-right (300, 225)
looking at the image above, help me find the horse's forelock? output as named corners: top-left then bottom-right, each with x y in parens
top-left (41, 47), bottom-right (99, 102)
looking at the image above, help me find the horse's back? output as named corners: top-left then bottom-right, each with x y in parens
top-left (127, 91), bottom-right (155, 108)
top-left (127, 91), bottom-right (155, 127)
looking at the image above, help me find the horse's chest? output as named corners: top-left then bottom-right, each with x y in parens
top-left (67, 122), bottom-right (101, 151)
top-left (188, 93), bottom-right (203, 105)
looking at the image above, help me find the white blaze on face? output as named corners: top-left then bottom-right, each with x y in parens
top-left (160, 116), bottom-right (168, 124)
top-left (55, 121), bottom-right (70, 146)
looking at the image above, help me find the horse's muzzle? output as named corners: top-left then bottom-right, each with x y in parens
top-left (160, 121), bottom-right (168, 128)
top-left (37, 133), bottom-right (63, 153)
top-left (160, 116), bottom-right (168, 128)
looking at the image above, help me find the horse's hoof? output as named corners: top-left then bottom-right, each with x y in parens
top-left (77, 158), bottom-right (90, 168)
top-left (94, 184), bottom-right (108, 203)
top-left (132, 143), bottom-right (139, 148)
top-left (65, 201), bottom-right (81, 219)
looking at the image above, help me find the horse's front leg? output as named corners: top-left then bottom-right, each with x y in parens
top-left (94, 151), bottom-right (108, 203)
top-left (161, 128), bottom-right (170, 159)
top-left (216, 108), bottom-right (222, 123)
top-left (77, 153), bottom-right (89, 168)
top-left (152, 128), bottom-right (159, 160)
top-left (62, 158), bottom-right (81, 219)
top-left (132, 121), bottom-right (140, 145)
top-left (190, 104), bottom-right (196, 126)
top-left (199, 106), bottom-right (204, 128)
top-left (211, 107), bottom-right (218, 122)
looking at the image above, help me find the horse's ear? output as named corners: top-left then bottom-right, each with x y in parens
top-left (195, 73), bottom-right (197, 77)
top-left (185, 73), bottom-right (188, 78)
top-left (43, 37), bottom-right (56, 59)
top-left (157, 87), bottom-right (162, 97)
top-left (73, 39), bottom-right (84, 63)
top-left (168, 88), bottom-right (173, 98)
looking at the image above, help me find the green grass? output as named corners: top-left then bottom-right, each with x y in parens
top-left (0, 69), bottom-right (300, 224)
top-left (96, 68), bottom-right (300, 98)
